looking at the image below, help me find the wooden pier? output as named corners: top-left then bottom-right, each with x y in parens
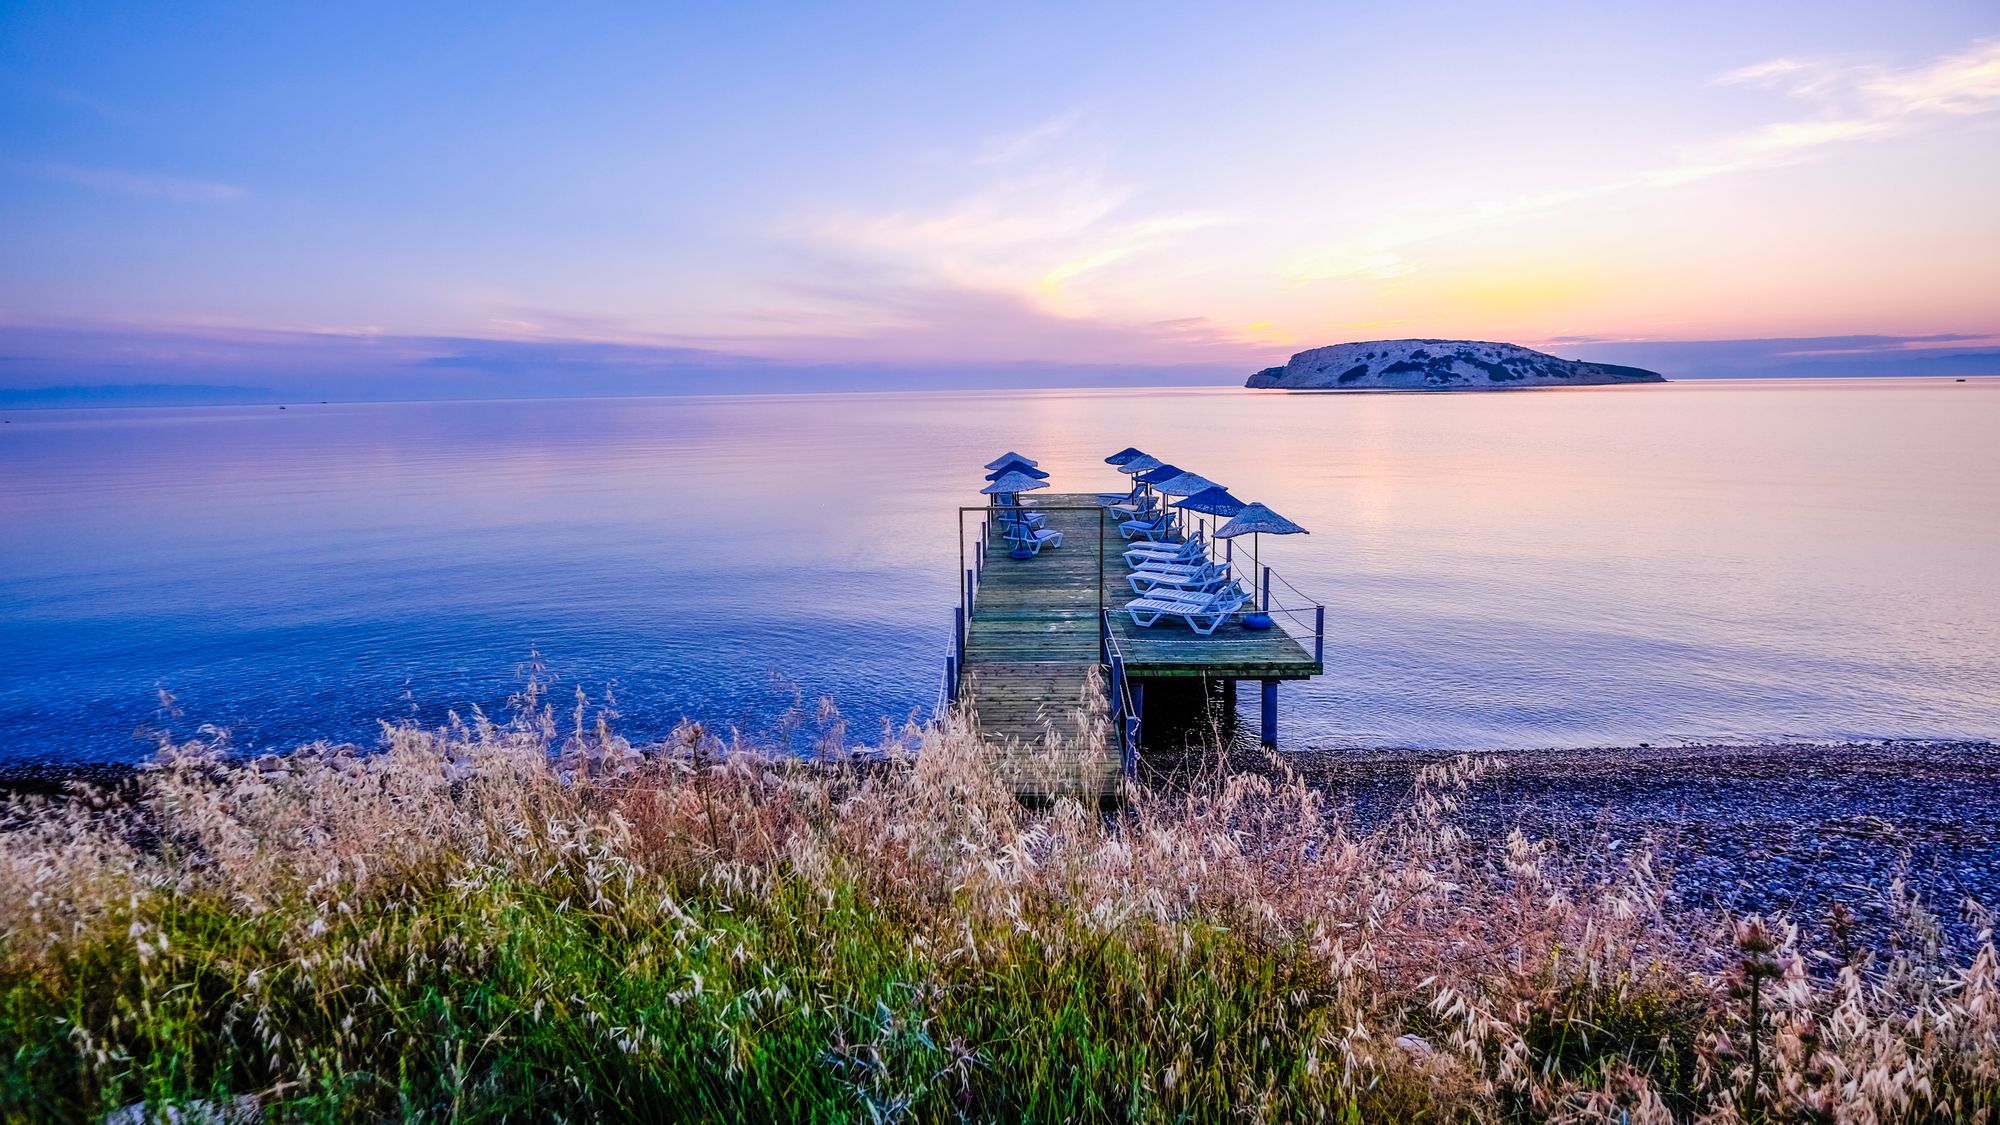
top-left (947, 494), bottom-right (1324, 802)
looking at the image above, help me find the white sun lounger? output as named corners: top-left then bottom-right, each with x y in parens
top-left (1128, 561), bottom-right (1228, 594)
top-left (1006, 524), bottom-right (1064, 554)
top-left (996, 506), bottom-right (1047, 531)
top-left (1126, 584), bottom-right (1249, 635)
top-left (1130, 566), bottom-right (1233, 597)
top-left (1124, 536), bottom-right (1204, 568)
top-left (1119, 513), bottom-right (1175, 541)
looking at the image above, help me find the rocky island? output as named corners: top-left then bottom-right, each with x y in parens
top-left (1246, 339), bottom-right (1666, 390)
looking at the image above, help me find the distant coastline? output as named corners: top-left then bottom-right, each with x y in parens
top-left (8, 372), bottom-right (1997, 412)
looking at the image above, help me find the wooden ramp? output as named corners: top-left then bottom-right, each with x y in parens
top-left (960, 501), bottom-right (1122, 803)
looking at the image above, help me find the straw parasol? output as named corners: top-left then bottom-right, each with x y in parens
top-left (981, 470), bottom-right (1048, 496)
top-left (1214, 502), bottom-right (1309, 627)
top-left (1151, 470), bottom-right (1220, 497)
top-left (983, 459), bottom-right (1050, 481)
top-left (982, 471), bottom-right (1050, 558)
top-left (1118, 454), bottom-right (1164, 476)
top-left (983, 451), bottom-right (1038, 470)
top-left (1173, 486), bottom-right (1246, 518)
top-left (1172, 485), bottom-right (1246, 562)
top-left (1104, 447), bottom-right (1146, 465)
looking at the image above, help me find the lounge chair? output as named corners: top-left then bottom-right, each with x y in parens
top-left (1118, 512), bottom-right (1175, 541)
top-left (1130, 564), bottom-right (1233, 597)
top-left (1006, 523), bottom-right (1064, 554)
top-left (991, 497), bottom-right (1046, 530)
top-left (1097, 483), bottom-right (1145, 506)
top-left (1128, 560), bottom-right (1228, 594)
top-left (1129, 578), bottom-right (1244, 611)
top-left (1125, 534), bottom-right (1204, 568)
top-left (1126, 583), bottom-right (1249, 635)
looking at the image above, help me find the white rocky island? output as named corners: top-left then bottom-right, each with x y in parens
top-left (1246, 339), bottom-right (1665, 390)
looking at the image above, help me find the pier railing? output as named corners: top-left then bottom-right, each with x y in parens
top-left (1257, 562), bottom-right (1327, 666)
top-left (1099, 608), bottom-right (1141, 777)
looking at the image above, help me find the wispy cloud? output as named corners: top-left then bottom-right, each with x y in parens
top-left (1714, 40), bottom-right (2000, 115)
top-left (1288, 38), bottom-right (2000, 285)
top-left (28, 160), bottom-right (247, 203)
top-left (797, 171), bottom-right (1230, 310)
top-left (972, 111), bottom-right (1083, 165)
top-left (785, 115), bottom-right (1232, 329)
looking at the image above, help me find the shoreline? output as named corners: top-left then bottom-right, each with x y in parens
top-left (9, 737), bottom-right (1993, 948)
top-left (1241, 739), bottom-right (2000, 954)
top-left (8, 735), bottom-right (1992, 786)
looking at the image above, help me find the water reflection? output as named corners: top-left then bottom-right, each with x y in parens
top-left (1, 378), bottom-right (1994, 765)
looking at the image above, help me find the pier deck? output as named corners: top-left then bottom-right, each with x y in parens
top-left (956, 494), bottom-right (1322, 801)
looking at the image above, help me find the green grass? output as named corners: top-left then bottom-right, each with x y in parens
top-left (1, 711), bottom-right (1995, 1121)
top-left (7, 873), bottom-right (1389, 1121)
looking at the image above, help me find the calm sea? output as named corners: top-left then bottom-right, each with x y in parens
top-left (2, 378), bottom-right (1995, 766)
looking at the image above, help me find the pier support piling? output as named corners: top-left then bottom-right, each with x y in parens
top-left (1259, 679), bottom-right (1278, 747)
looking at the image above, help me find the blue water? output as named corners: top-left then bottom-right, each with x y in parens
top-left (2, 379), bottom-right (1996, 766)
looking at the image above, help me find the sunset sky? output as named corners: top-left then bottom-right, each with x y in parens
top-left (3, 2), bottom-right (1998, 397)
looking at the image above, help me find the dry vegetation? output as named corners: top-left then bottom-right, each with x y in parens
top-left (1, 681), bottom-right (1996, 1122)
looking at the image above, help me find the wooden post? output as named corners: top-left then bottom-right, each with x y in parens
top-left (954, 606), bottom-right (965, 668)
top-left (1315, 605), bottom-right (1325, 664)
top-left (966, 567), bottom-right (975, 614)
top-left (1262, 565), bottom-right (1272, 614)
top-left (945, 654), bottom-right (958, 703)
top-left (1260, 679), bottom-right (1278, 747)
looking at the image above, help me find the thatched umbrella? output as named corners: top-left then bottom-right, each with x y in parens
top-left (982, 471), bottom-right (1051, 558)
top-left (1172, 485), bottom-right (1246, 560)
top-left (1151, 470), bottom-right (1219, 497)
top-left (1120, 460), bottom-right (1178, 513)
top-left (984, 451), bottom-right (1038, 470)
top-left (1214, 502), bottom-right (1309, 627)
top-left (983, 458), bottom-right (1050, 481)
top-left (1111, 453), bottom-right (1164, 507)
top-left (1150, 471), bottom-right (1220, 539)
top-left (1104, 447), bottom-right (1146, 465)
top-left (981, 469), bottom-right (1049, 498)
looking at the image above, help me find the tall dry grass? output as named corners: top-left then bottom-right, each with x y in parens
top-left (0, 687), bottom-right (1994, 1121)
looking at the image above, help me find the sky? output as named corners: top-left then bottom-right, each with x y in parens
top-left (3, 0), bottom-right (1998, 400)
